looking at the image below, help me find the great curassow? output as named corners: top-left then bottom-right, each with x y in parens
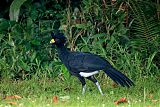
top-left (50, 32), bottom-right (134, 95)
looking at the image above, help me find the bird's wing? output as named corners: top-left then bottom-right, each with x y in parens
top-left (67, 52), bottom-right (110, 72)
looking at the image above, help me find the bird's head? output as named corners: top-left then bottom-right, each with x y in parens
top-left (50, 32), bottom-right (66, 47)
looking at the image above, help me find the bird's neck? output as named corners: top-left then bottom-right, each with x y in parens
top-left (57, 45), bottom-right (70, 60)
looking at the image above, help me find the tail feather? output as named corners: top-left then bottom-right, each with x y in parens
top-left (106, 71), bottom-right (129, 87)
top-left (104, 67), bottom-right (134, 87)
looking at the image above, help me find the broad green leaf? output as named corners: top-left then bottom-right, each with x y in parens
top-left (18, 59), bottom-right (30, 71)
top-left (8, 40), bottom-right (15, 47)
top-left (9, 0), bottom-right (28, 22)
top-left (0, 18), bottom-right (16, 32)
top-left (30, 52), bottom-right (36, 62)
top-left (0, 19), bottom-right (10, 32)
top-left (31, 39), bottom-right (41, 46)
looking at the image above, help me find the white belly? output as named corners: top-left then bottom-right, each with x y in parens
top-left (79, 71), bottom-right (99, 77)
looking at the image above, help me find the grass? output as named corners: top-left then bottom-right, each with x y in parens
top-left (0, 76), bottom-right (160, 107)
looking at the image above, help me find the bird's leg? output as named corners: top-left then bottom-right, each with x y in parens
top-left (82, 84), bottom-right (86, 95)
top-left (77, 76), bottom-right (86, 95)
top-left (87, 76), bottom-right (104, 96)
top-left (95, 82), bottom-right (104, 96)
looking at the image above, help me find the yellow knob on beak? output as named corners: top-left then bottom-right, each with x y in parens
top-left (50, 39), bottom-right (55, 43)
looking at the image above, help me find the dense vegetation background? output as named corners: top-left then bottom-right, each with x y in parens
top-left (0, 0), bottom-right (159, 81)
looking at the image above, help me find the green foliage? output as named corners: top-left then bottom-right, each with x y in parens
top-left (0, 0), bottom-right (64, 79)
top-left (0, 0), bottom-right (159, 80)
top-left (9, 0), bottom-right (28, 22)
top-left (127, 0), bottom-right (160, 54)
top-left (0, 19), bottom-right (16, 33)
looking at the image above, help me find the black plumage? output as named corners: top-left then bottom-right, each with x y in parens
top-left (50, 32), bottom-right (134, 95)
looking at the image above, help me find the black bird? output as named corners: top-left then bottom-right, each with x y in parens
top-left (50, 32), bottom-right (134, 95)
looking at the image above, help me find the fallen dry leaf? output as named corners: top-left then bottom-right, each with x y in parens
top-left (53, 96), bottom-right (58, 104)
top-left (152, 99), bottom-right (158, 104)
top-left (5, 95), bottom-right (22, 99)
top-left (7, 102), bottom-right (17, 105)
top-left (112, 82), bottom-right (118, 88)
top-left (148, 94), bottom-right (153, 99)
top-left (114, 97), bottom-right (127, 105)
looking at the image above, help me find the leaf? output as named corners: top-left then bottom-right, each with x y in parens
top-left (114, 97), bottom-right (127, 105)
top-left (9, 0), bottom-right (28, 22)
top-left (59, 25), bottom-right (67, 31)
top-left (18, 59), bottom-right (30, 71)
top-left (92, 33), bottom-right (106, 38)
top-left (7, 102), bottom-right (17, 105)
top-left (5, 95), bottom-right (22, 99)
top-left (112, 82), bottom-right (118, 88)
top-left (53, 96), bottom-right (58, 104)
top-left (0, 19), bottom-right (9, 30)
top-left (30, 8), bottom-right (39, 20)
top-left (0, 19), bottom-right (16, 32)
top-left (148, 94), bottom-right (153, 99)
top-left (128, 1), bottom-right (160, 54)
top-left (31, 39), bottom-right (41, 46)
top-left (30, 52), bottom-right (37, 62)
top-left (152, 100), bottom-right (158, 104)
top-left (95, 39), bottom-right (106, 44)
top-left (8, 40), bottom-right (15, 47)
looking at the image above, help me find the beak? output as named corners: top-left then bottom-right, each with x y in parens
top-left (50, 39), bottom-right (55, 44)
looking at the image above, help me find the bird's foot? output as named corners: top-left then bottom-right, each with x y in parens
top-left (82, 85), bottom-right (86, 95)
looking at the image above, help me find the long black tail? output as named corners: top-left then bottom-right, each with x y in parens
top-left (104, 67), bottom-right (134, 87)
